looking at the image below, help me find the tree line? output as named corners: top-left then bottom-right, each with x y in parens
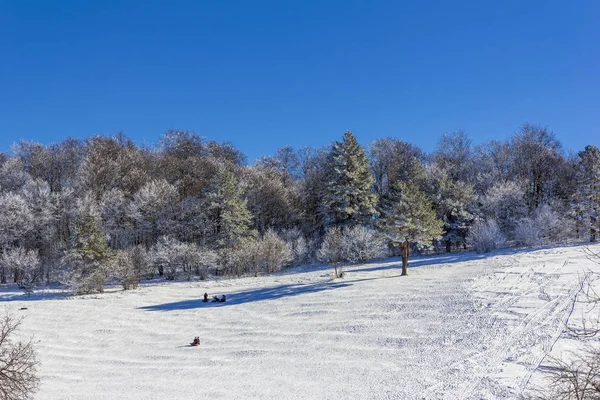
top-left (0, 125), bottom-right (598, 293)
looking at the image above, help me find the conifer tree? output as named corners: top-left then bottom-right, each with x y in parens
top-left (66, 195), bottom-right (112, 294)
top-left (207, 166), bottom-right (255, 248)
top-left (379, 181), bottom-right (443, 276)
top-left (324, 131), bottom-right (377, 228)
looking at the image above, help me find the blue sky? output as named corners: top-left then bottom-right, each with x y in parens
top-left (1, 1), bottom-right (598, 162)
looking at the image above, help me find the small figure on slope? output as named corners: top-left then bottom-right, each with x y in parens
top-left (191, 336), bottom-right (200, 346)
top-left (203, 292), bottom-right (208, 302)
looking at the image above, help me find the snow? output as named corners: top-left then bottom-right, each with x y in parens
top-left (2, 243), bottom-right (599, 400)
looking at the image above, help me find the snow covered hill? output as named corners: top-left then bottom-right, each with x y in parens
top-left (2, 244), bottom-right (599, 400)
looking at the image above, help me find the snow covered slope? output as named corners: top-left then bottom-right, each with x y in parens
top-left (2, 244), bottom-right (599, 400)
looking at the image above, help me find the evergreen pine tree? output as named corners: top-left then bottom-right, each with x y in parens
top-left (66, 196), bottom-right (112, 294)
top-left (207, 166), bottom-right (255, 249)
top-left (379, 181), bottom-right (443, 276)
top-left (324, 131), bottom-right (377, 228)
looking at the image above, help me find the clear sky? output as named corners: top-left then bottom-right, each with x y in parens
top-left (1, 1), bottom-right (598, 162)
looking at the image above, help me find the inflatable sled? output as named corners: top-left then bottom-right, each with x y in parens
top-left (190, 342), bottom-right (200, 347)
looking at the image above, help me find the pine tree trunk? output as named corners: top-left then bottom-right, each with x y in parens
top-left (401, 240), bottom-right (409, 276)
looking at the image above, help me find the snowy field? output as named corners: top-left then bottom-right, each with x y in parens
top-left (2, 244), bottom-right (600, 400)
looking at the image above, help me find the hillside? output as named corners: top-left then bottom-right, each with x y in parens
top-left (2, 244), bottom-right (599, 400)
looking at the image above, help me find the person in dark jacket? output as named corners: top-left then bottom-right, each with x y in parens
top-left (202, 293), bottom-right (208, 302)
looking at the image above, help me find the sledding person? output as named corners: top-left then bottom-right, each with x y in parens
top-left (203, 292), bottom-right (208, 302)
top-left (192, 337), bottom-right (200, 346)
top-left (212, 295), bottom-right (220, 302)
top-left (220, 295), bottom-right (226, 302)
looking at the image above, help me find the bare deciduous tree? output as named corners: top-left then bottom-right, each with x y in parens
top-left (0, 313), bottom-right (39, 400)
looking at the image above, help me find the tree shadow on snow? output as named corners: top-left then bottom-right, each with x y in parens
top-left (138, 280), bottom-right (351, 312)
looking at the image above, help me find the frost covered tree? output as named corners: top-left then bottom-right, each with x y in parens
top-left (20, 180), bottom-right (60, 282)
top-left (324, 131), bottom-right (377, 228)
top-left (179, 244), bottom-right (218, 280)
top-left (148, 236), bottom-right (184, 280)
top-left (297, 147), bottom-right (330, 236)
top-left (513, 219), bottom-right (540, 248)
top-left (467, 219), bottom-right (507, 253)
top-left (0, 313), bottom-right (39, 400)
top-left (0, 248), bottom-right (40, 294)
top-left (257, 230), bottom-right (293, 274)
top-left (131, 179), bottom-right (178, 247)
top-left (243, 165), bottom-right (301, 234)
top-left (280, 228), bottom-right (314, 265)
top-left (12, 138), bottom-right (85, 193)
top-left (369, 138), bottom-right (425, 197)
top-left (378, 181), bottom-right (443, 276)
top-left (113, 247), bottom-right (145, 290)
top-left (0, 158), bottom-right (30, 193)
top-left (575, 145), bottom-right (600, 242)
top-left (478, 180), bottom-right (528, 239)
top-left (509, 124), bottom-right (564, 209)
top-left (99, 188), bottom-right (134, 249)
top-left (175, 196), bottom-right (211, 244)
top-left (0, 193), bottom-right (34, 284)
top-left (255, 145), bottom-right (301, 185)
top-left (431, 131), bottom-right (475, 183)
top-left (317, 227), bottom-right (345, 278)
top-left (340, 225), bottom-right (387, 263)
top-left (206, 166), bottom-right (255, 249)
top-left (65, 195), bottom-right (112, 294)
top-left (425, 166), bottom-right (475, 252)
top-left (148, 236), bottom-right (217, 280)
top-left (78, 134), bottom-right (150, 198)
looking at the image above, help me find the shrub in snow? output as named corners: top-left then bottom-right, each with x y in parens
top-left (113, 247), bottom-right (144, 290)
top-left (149, 236), bottom-right (218, 280)
top-left (149, 236), bottom-right (184, 280)
top-left (514, 218), bottom-right (540, 248)
top-left (258, 230), bottom-right (293, 273)
top-left (532, 203), bottom-right (565, 244)
top-left (317, 227), bottom-right (345, 278)
top-left (514, 205), bottom-right (570, 248)
top-left (478, 180), bottom-right (528, 239)
top-left (224, 231), bottom-right (292, 277)
top-left (221, 238), bottom-right (257, 277)
top-left (0, 247), bottom-right (41, 295)
top-left (179, 243), bottom-right (218, 281)
top-left (280, 228), bottom-right (313, 265)
top-left (467, 219), bottom-right (507, 253)
top-left (340, 225), bottom-right (388, 263)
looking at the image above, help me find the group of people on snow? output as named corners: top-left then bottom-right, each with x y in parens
top-left (203, 292), bottom-right (226, 303)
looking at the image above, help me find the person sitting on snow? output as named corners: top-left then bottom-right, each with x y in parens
top-left (212, 296), bottom-right (220, 302)
top-left (220, 295), bottom-right (226, 302)
top-left (192, 337), bottom-right (200, 346)
top-left (203, 293), bottom-right (208, 302)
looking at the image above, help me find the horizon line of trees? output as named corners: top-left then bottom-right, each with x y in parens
top-left (0, 124), bottom-right (598, 293)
